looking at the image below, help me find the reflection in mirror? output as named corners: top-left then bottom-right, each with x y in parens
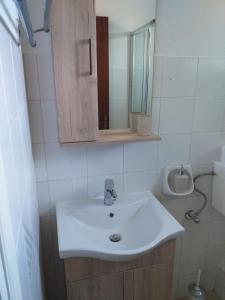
top-left (131, 21), bottom-right (155, 115)
top-left (96, 0), bottom-right (156, 130)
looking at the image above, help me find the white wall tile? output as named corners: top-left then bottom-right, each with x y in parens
top-left (161, 57), bottom-right (198, 97)
top-left (215, 269), bottom-right (225, 300)
top-left (23, 54), bottom-right (40, 101)
top-left (45, 143), bottom-right (87, 180)
top-left (153, 56), bottom-right (163, 98)
top-left (36, 182), bottom-right (50, 216)
top-left (73, 178), bottom-right (88, 200)
top-left (205, 245), bottom-right (225, 269)
top-left (190, 132), bottom-right (225, 165)
top-left (48, 180), bottom-right (73, 214)
top-left (124, 170), bottom-right (161, 195)
top-left (208, 220), bottom-right (225, 247)
top-left (151, 98), bottom-right (161, 134)
top-left (161, 198), bottom-right (184, 223)
top-left (197, 58), bottom-right (225, 96)
top-left (182, 224), bottom-right (209, 252)
top-left (37, 53), bottom-right (55, 101)
top-left (88, 174), bottom-right (123, 198)
top-left (124, 141), bottom-right (158, 172)
top-left (158, 134), bottom-right (191, 168)
top-left (87, 144), bottom-right (123, 176)
top-left (178, 250), bottom-right (206, 276)
top-left (159, 98), bottom-right (194, 134)
top-left (32, 143), bottom-right (47, 181)
top-left (41, 101), bottom-right (58, 142)
top-left (193, 97), bottom-right (225, 132)
top-left (28, 101), bottom-right (44, 143)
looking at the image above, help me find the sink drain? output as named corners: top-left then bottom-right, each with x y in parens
top-left (109, 234), bottom-right (122, 243)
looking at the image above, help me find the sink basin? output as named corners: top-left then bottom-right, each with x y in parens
top-left (56, 191), bottom-right (184, 261)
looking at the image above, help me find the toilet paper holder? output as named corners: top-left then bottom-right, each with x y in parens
top-left (163, 164), bottom-right (194, 196)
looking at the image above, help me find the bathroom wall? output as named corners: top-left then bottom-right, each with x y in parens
top-left (95, 0), bottom-right (155, 33)
top-left (0, 5), bottom-right (43, 300)
top-left (22, 0), bottom-right (225, 298)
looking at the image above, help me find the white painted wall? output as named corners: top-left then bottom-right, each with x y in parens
top-left (0, 2), bottom-right (43, 299)
top-left (96, 0), bottom-right (155, 33)
top-left (22, 0), bottom-right (225, 299)
top-left (155, 0), bottom-right (225, 56)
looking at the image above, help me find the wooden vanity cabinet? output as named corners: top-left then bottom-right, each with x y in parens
top-left (129, 263), bottom-right (174, 300)
top-left (67, 273), bottom-right (124, 300)
top-left (64, 240), bottom-right (175, 300)
top-left (51, 0), bottom-right (99, 143)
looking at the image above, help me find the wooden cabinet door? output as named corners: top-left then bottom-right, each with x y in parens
top-left (51, 0), bottom-right (99, 143)
top-left (125, 263), bottom-right (173, 300)
top-left (67, 273), bottom-right (124, 300)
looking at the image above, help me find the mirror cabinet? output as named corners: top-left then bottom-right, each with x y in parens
top-left (51, 0), bottom-right (160, 144)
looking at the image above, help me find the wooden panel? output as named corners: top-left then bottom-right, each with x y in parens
top-left (135, 239), bottom-right (175, 268)
top-left (64, 130), bottom-right (161, 145)
top-left (64, 239), bottom-right (175, 282)
top-left (97, 130), bottom-right (161, 144)
top-left (124, 271), bottom-right (134, 300)
top-left (40, 216), bottom-right (67, 300)
top-left (133, 263), bottom-right (173, 300)
top-left (67, 273), bottom-right (124, 300)
top-left (96, 16), bottom-right (109, 129)
top-left (51, 0), bottom-right (99, 143)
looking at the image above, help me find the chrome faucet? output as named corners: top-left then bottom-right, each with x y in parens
top-left (104, 179), bottom-right (117, 206)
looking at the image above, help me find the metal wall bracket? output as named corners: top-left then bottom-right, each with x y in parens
top-left (13, 0), bottom-right (51, 48)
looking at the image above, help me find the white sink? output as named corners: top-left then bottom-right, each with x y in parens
top-left (56, 191), bottom-right (184, 261)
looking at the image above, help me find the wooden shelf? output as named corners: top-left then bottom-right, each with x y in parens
top-left (63, 129), bottom-right (161, 145)
top-left (63, 130), bottom-right (161, 145)
top-left (98, 130), bottom-right (161, 144)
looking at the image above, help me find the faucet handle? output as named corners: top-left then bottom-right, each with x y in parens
top-left (105, 178), bottom-right (114, 191)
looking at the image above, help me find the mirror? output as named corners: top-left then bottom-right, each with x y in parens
top-left (95, 0), bottom-right (156, 130)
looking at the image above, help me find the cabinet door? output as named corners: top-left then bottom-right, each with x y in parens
top-left (127, 263), bottom-right (173, 300)
top-left (51, 0), bottom-right (99, 143)
top-left (67, 273), bottom-right (124, 300)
